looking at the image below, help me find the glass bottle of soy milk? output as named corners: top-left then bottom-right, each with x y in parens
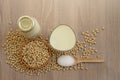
top-left (17, 16), bottom-right (41, 38)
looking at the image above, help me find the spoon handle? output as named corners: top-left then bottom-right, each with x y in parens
top-left (74, 55), bottom-right (104, 63)
top-left (77, 58), bottom-right (104, 63)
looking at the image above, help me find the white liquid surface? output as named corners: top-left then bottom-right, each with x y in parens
top-left (50, 25), bottom-right (76, 51)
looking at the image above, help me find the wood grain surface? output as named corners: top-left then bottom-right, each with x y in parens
top-left (0, 0), bottom-right (120, 80)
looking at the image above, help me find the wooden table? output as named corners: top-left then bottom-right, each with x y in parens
top-left (0, 0), bottom-right (120, 80)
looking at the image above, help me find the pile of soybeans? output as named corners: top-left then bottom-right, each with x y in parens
top-left (2, 27), bottom-right (104, 75)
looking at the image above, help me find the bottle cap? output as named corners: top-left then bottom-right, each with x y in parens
top-left (18, 16), bottom-right (34, 32)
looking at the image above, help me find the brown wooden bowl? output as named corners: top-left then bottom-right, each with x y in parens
top-left (20, 37), bottom-right (52, 69)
